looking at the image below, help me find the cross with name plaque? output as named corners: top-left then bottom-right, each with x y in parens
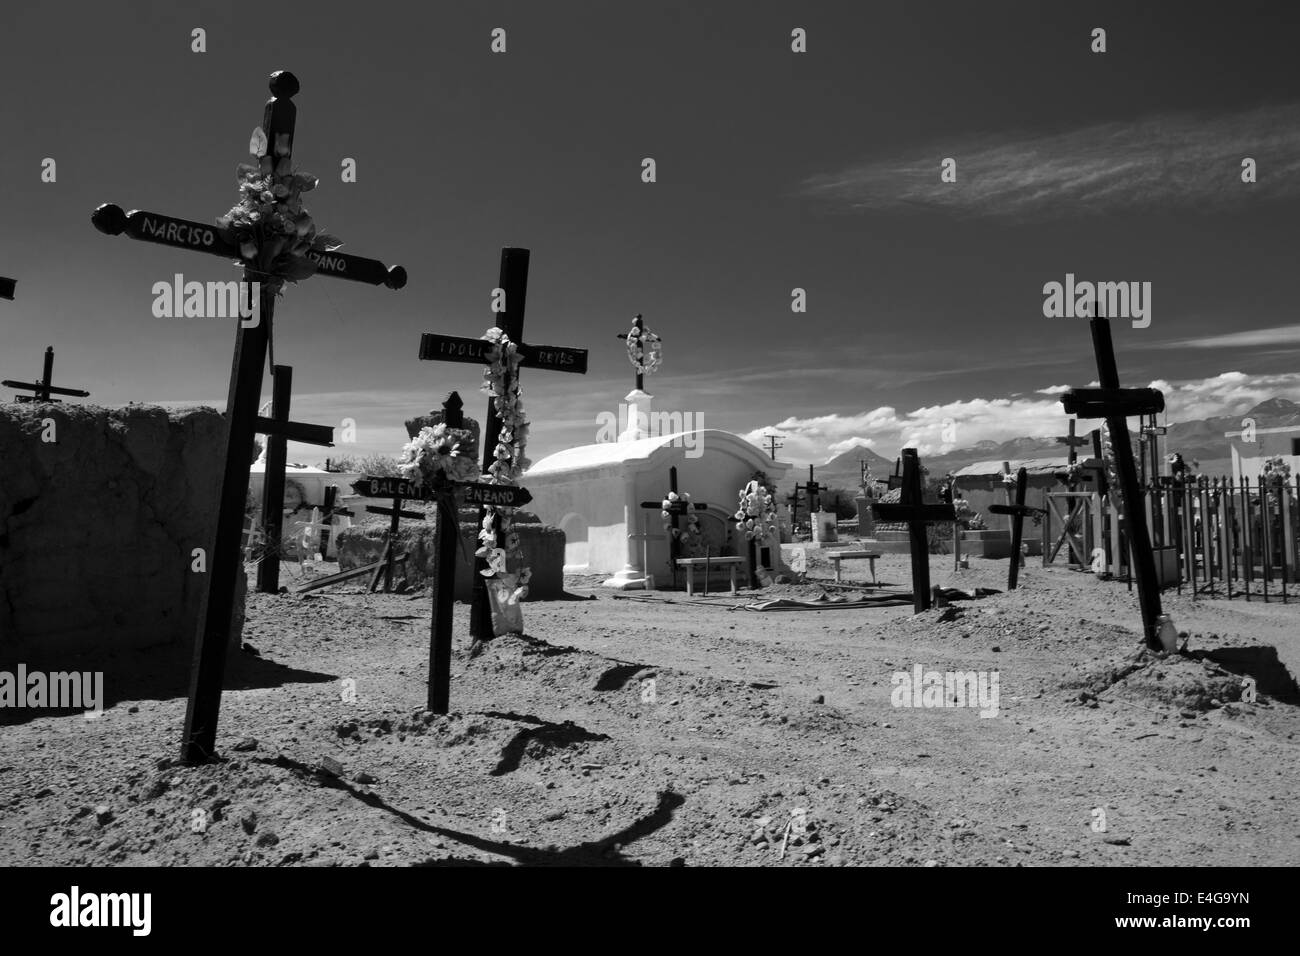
top-left (93, 70), bottom-right (407, 763)
top-left (418, 247), bottom-right (586, 641)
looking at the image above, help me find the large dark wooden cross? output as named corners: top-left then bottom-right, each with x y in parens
top-left (355, 477), bottom-right (427, 593)
top-left (795, 465), bottom-right (823, 515)
top-left (1061, 316), bottom-right (1171, 652)
top-left (639, 465), bottom-right (707, 588)
top-left (418, 247), bottom-right (587, 641)
top-left (3, 347), bottom-right (91, 403)
top-left (255, 364), bottom-right (333, 593)
top-left (93, 70), bottom-right (407, 763)
top-left (352, 407), bottom-right (532, 712)
top-left (988, 467), bottom-right (1045, 590)
top-left (617, 313), bottom-right (657, 391)
top-left (873, 448), bottom-right (955, 612)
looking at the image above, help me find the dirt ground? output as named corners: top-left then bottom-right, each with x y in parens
top-left (2, 551), bottom-right (1298, 867)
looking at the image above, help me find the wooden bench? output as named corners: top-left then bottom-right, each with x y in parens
top-left (676, 556), bottom-right (747, 596)
top-left (828, 550), bottom-right (881, 584)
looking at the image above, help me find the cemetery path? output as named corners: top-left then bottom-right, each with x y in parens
top-left (0, 553), bottom-right (1297, 866)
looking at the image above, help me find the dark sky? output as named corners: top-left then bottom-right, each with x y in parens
top-left (3, 1), bottom-right (1298, 466)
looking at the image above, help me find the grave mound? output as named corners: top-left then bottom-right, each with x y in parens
top-left (335, 514), bottom-right (564, 600)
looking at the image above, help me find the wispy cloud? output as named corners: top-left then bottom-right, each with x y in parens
top-left (744, 370), bottom-right (1300, 464)
top-left (802, 104), bottom-right (1300, 220)
top-left (1149, 324), bottom-right (1300, 350)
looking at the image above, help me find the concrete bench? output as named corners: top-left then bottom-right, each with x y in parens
top-left (676, 556), bottom-right (747, 596)
top-left (828, 550), bottom-right (881, 584)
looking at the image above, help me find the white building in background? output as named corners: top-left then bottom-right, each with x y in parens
top-left (247, 462), bottom-right (361, 559)
top-left (523, 389), bottom-right (791, 588)
top-left (1224, 424), bottom-right (1300, 482)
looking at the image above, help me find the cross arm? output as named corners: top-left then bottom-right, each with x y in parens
top-left (873, 503), bottom-right (956, 523)
top-left (255, 417), bottom-right (333, 446)
top-left (989, 503), bottom-right (1047, 517)
top-left (1061, 387), bottom-right (1164, 419)
top-left (365, 505), bottom-right (424, 521)
top-left (92, 205), bottom-right (241, 259)
top-left (1, 380), bottom-right (91, 398)
top-left (92, 204), bottom-right (406, 290)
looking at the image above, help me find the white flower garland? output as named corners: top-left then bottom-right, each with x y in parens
top-left (735, 479), bottom-right (778, 541)
top-left (661, 491), bottom-right (702, 550)
top-left (625, 321), bottom-right (663, 376)
top-left (477, 327), bottom-right (532, 588)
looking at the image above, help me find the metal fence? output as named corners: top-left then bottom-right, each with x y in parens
top-left (1045, 475), bottom-right (1300, 602)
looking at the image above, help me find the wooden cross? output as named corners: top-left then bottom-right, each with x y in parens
top-left (988, 467), bottom-right (1046, 590)
top-left (639, 465), bottom-right (707, 588)
top-left (93, 70), bottom-right (408, 763)
top-left (873, 448), bottom-right (955, 612)
top-left (353, 477), bottom-right (428, 593)
top-left (311, 484), bottom-right (354, 558)
top-left (255, 364), bottom-right (333, 594)
top-left (1061, 316), bottom-right (1171, 652)
top-left (418, 247), bottom-right (587, 641)
top-left (616, 313), bottom-right (658, 391)
top-left (3, 347), bottom-right (91, 403)
top-left (0, 276), bottom-right (15, 300)
top-left (428, 392), bottom-right (464, 714)
top-left (795, 465), bottom-right (823, 515)
top-left (1055, 419), bottom-right (1090, 490)
top-left (763, 433), bottom-right (784, 460)
top-left (887, 457), bottom-right (904, 490)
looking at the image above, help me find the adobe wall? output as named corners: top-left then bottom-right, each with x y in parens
top-left (0, 403), bottom-right (241, 656)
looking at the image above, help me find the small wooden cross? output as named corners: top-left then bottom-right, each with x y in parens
top-left (352, 476), bottom-right (428, 593)
top-left (795, 465), bottom-right (824, 515)
top-left (255, 364), bottom-right (334, 594)
top-left (873, 448), bottom-right (956, 613)
top-left (988, 467), bottom-right (1046, 590)
top-left (616, 314), bottom-right (659, 392)
top-left (3, 347), bottom-right (91, 403)
top-left (1061, 316), bottom-right (1173, 652)
top-left (1055, 419), bottom-right (1090, 491)
top-left (639, 465), bottom-right (707, 588)
top-left (785, 489), bottom-right (802, 533)
top-left (93, 70), bottom-right (407, 762)
top-left (418, 247), bottom-right (587, 641)
top-left (311, 484), bottom-right (354, 558)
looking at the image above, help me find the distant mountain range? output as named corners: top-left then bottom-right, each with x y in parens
top-left (779, 398), bottom-right (1300, 496)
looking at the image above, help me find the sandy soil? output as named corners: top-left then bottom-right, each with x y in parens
top-left (1, 552), bottom-right (1297, 867)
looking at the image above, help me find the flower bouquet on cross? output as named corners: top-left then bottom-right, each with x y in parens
top-left (398, 423), bottom-right (480, 488)
top-left (662, 489), bottom-right (704, 556)
top-left (475, 326), bottom-right (532, 635)
top-left (216, 124), bottom-right (344, 297)
top-left (734, 472), bottom-right (778, 588)
top-left (625, 319), bottom-right (663, 376)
